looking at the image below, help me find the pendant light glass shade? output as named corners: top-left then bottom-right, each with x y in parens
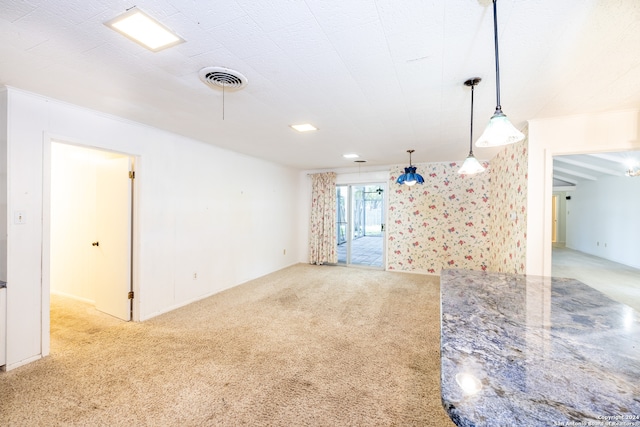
top-left (476, 109), bottom-right (524, 147)
top-left (459, 78), bottom-right (485, 175)
top-left (477, 0), bottom-right (524, 148)
top-left (458, 155), bottom-right (485, 175)
top-left (397, 150), bottom-right (424, 185)
top-left (397, 166), bottom-right (424, 186)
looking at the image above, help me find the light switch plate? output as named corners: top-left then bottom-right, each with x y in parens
top-left (14, 210), bottom-right (26, 224)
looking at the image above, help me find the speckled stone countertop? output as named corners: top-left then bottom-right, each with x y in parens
top-left (440, 269), bottom-right (640, 427)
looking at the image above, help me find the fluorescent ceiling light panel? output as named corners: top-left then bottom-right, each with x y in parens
top-left (343, 154), bottom-right (359, 159)
top-left (105, 7), bottom-right (184, 52)
top-left (290, 124), bottom-right (317, 132)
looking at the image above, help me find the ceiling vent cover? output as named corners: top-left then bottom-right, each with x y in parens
top-left (199, 67), bottom-right (248, 90)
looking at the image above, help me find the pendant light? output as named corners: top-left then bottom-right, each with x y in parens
top-left (396, 150), bottom-right (424, 186)
top-left (459, 78), bottom-right (486, 175)
top-left (476, 0), bottom-right (524, 148)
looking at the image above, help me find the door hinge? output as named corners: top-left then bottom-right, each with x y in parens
top-left (128, 291), bottom-right (134, 299)
top-left (129, 171), bottom-right (135, 179)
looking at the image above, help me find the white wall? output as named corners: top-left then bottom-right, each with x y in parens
top-left (0, 89), bottom-right (7, 282)
top-left (0, 89), bottom-right (6, 367)
top-left (527, 110), bottom-right (640, 276)
top-left (5, 88), bottom-right (300, 370)
top-left (565, 176), bottom-right (640, 269)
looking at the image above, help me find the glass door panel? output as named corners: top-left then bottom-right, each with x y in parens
top-left (336, 184), bottom-right (385, 268)
top-left (336, 185), bottom-right (348, 264)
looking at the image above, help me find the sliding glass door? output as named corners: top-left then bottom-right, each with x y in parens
top-left (336, 184), bottom-right (385, 268)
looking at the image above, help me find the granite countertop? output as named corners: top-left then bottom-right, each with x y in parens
top-left (440, 269), bottom-right (640, 427)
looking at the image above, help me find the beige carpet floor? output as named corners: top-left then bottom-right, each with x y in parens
top-left (0, 264), bottom-right (455, 426)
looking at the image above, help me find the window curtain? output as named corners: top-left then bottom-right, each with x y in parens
top-left (309, 172), bottom-right (337, 265)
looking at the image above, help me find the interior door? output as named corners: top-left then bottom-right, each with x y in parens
top-left (94, 155), bottom-right (132, 321)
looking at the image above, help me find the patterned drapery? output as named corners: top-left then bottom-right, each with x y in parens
top-left (309, 172), bottom-right (337, 265)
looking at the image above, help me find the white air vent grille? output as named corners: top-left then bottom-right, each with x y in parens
top-left (199, 67), bottom-right (248, 90)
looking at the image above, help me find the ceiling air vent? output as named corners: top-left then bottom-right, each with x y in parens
top-left (199, 66), bottom-right (248, 90)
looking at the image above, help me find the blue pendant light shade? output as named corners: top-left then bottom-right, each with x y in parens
top-left (476, 0), bottom-right (524, 148)
top-left (397, 150), bottom-right (424, 186)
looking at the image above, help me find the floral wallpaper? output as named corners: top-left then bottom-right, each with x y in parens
top-left (387, 162), bottom-right (492, 274)
top-left (488, 137), bottom-right (529, 274)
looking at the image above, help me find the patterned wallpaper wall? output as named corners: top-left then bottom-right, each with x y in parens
top-left (387, 162), bottom-right (492, 273)
top-left (488, 138), bottom-right (529, 274)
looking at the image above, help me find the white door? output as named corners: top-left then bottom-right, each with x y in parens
top-left (94, 156), bottom-right (132, 321)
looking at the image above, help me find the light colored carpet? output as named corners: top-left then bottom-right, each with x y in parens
top-left (0, 264), bottom-right (455, 426)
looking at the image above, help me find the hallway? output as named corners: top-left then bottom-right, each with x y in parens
top-left (552, 246), bottom-right (640, 313)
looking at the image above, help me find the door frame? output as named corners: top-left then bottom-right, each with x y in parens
top-left (336, 182), bottom-right (387, 269)
top-left (551, 195), bottom-right (558, 243)
top-left (41, 134), bottom-right (140, 357)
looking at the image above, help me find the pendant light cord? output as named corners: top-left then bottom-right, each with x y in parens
top-left (492, 0), bottom-right (502, 112)
top-left (469, 83), bottom-right (475, 155)
top-left (222, 82), bottom-right (225, 120)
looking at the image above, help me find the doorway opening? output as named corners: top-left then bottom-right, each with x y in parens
top-left (336, 184), bottom-right (385, 268)
top-left (49, 142), bottom-right (135, 322)
top-left (551, 150), bottom-right (640, 310)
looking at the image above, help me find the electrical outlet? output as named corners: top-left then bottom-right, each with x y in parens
top-left (283, 249), bottom-right (286, 255)
top-left (193, 272), bottom-right (197, 280)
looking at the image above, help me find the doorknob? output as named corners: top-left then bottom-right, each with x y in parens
top-left (92, 241), bottom-right (99, 247)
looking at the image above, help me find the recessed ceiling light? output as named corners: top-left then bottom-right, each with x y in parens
top-left (343, 154), bottom-right (359, 159)
top-left (105, 7), bottom-right (185, 52)
top-left (290, 123), bottom-right (317, 132)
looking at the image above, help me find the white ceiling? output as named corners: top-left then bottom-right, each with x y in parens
top-left (1, 0), bottom-right (639, 170)
top-left (553, 151), bottom-right (640, 188)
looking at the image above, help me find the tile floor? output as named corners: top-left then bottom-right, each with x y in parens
top-left (337, 235), bottom-right (384, 267)
top-left (552, 246), bottom-right (640, 313)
